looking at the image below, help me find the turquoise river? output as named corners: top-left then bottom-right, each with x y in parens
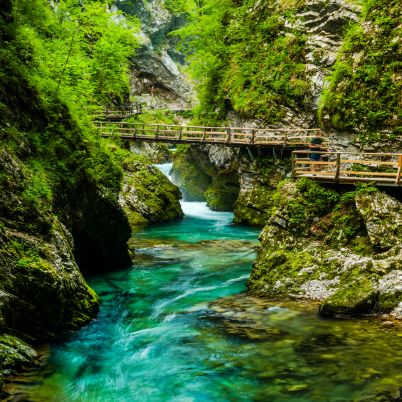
top-left (5, 165), bottom-right (402, 402)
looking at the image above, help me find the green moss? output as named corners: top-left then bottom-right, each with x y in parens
top-left (234, 188), bottom-right (274, 226)
top-left (171, 146), bottom-right (211, 201)
top-left (318, 0), bottom-right (402, 143)
top-left (0, 334), bottom-right (37, 375)
top-left (117, 149), bottom-right (183, 226)
top-left (248, 250), bottom-right (317, 296)
top-left (319, 277), bottom-right (378, 317)
top-left (205, 179), bottom-right (239, 211)
top-left (270, 178), bottom-right (339, 234)
top-left (378, 291), bottom-right (402, 313)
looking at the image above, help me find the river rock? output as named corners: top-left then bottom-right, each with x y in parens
top-left (116, 0), bottom-right (195, 109)
top-left (355, 191), bottom-right (402, 250)
top-left (247, 178), bottom-right (402, 318)
top-left (119, 156), bottom-right (183, 227)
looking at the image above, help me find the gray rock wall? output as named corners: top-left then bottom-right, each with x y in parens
top-left (115, 0), bottom-right (195, 109)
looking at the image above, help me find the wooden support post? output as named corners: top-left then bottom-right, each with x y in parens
top-left (246, 146), bottom-right (255, 161)
top-left (250, 129), bottom-right (255, 145)
top-left (142, 124), bottom-right (145, 137)
top-left (202, 128), bottom-right (206, 142)
top-left (272, 148), bottom-right (278, 163)
top-left (335, 153), bottom-right (341, 181)
top-left (291, 152), bottom-right (296, 178)
top-left (284, 132), bottom-right (288, 147)
top-left (179, 126), bottom-right (183, 141)
top-left (226, 128), bottom-right (231, 144)
top-left (396, 155), bottom-right (402, 184)
top-left (133, 125), bottom-right (137, 141)
top-left (155, 125), bottom-right (160, 140)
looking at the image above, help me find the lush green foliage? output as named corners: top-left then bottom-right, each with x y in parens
top-left (175, 0), bottom-right (311, 124)
top-left (7, 0), bottom-right (139, 119)
top-left (318, 0), bottom-right (402, 143)
top-left (0, 0), bottom-right (139, 233)
top-left (164, 0), bottom-right (197, 16)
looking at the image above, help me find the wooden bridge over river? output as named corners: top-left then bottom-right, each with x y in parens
top-left (95, 121), bottom-right (402, 187)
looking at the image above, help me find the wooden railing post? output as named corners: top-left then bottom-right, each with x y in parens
top-left (291, 151), bottom-right (296, 178)
top-left (396, 155), bottom-right (402, 184)
top-left (179, 126), bottom-right (183, 141)
top-left (133, 124), bottom-right (137, 141)
top-left (226, 128), bottom-right (231, 144)
top-left (142, 124), bottom-right (145, 137)
top-left (155, 125), bottom-right (160, 140)
top-left (284, 132), bottom-right (288, 147)
top-left (202, 128), bottom-right (206, 142)
top-left (335, 153), bottom-right (341, 181)
top-left (250, 129), bottom-right (255, 145)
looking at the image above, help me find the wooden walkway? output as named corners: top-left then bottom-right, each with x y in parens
top-left (94, 121), bottom-right (325, 148)
top-left (94, 121), bottom-right (402, 187)
top-left (96, 104), bottom-right (143, 120)
top-left (292, 150), bottom-right (402, 186)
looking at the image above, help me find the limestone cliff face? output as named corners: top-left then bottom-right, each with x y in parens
top-left (115, 0), bottom-right (195, 109)
top-left (268, 0), bottom-right (360, 129)
top-left (171, 145), bottom-right (290, 221)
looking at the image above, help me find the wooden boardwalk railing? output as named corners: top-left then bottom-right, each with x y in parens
top-left (292, 150), bottom-right (402, 186)
top-left (94, 121), bottom-right (326, 148)
top-left (95, 104), bottom-right (143, 120)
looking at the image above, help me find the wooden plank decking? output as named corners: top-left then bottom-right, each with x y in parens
top-left (94, 121), bottom-right (402, 187)
top-left (94, 121), bottom-right (325, 148)
top-left (95, 104), bottom-right (143, 120)
top-left (292, 150), bottom-right (402, 187)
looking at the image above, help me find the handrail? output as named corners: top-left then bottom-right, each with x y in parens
top-left (292, 151), bottom-right (402, 186)
top-left (94, 120), bottom-right (328, 149)
top-left (94, 120), bottom-right (325, 134)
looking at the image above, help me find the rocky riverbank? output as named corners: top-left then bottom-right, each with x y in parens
top-left (0, 0), bottom-right (183, 387)
top-left (248, 180), bottom-right (402, 319)
top-left (171, 144), bottom-right (402, 319)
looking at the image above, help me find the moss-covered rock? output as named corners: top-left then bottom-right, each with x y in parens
top-left (355, 191), bottom-right (402, 250)
top-left (171, 145), bottom-right (211, 201)
top-left (234, 156), bottom-right (291, 226)
top-left (248, 180), bottom-right (402, 318)
top-left (0, 220), bottom-right (99, 341)
top-left (205, 179), bottom-right (239, 211)
top-left (319, 277), bottom-right (378, 317)
top-left (130, 142), bottom-right (171, 163)
top-left (119, 154), bottom-right (183, 226)
top-left (0, 334), bottom-right (37, 385)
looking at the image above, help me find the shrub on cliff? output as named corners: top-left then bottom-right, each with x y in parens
top-left (174, 0), bottom-right (311, 124)
top-left (318, 0), bottom-right (402, 143)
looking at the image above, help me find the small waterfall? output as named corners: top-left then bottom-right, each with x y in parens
top-left (154, 163), bottom-right (173, 181)
top-left (154, 163), bottom-right (233, 223)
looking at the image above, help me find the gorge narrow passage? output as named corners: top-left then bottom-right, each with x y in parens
top-left (8, 164), bottom-right (402, 402)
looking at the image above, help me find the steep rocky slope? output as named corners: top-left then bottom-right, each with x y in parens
top-left (170, 0), bottom-right (402, 319)
top-left (178, 0), bottom-right (401, 147)
top-left (115, 0), bottom-right (195, 109)
top-left (0, 0), bottom-right (183, 388)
